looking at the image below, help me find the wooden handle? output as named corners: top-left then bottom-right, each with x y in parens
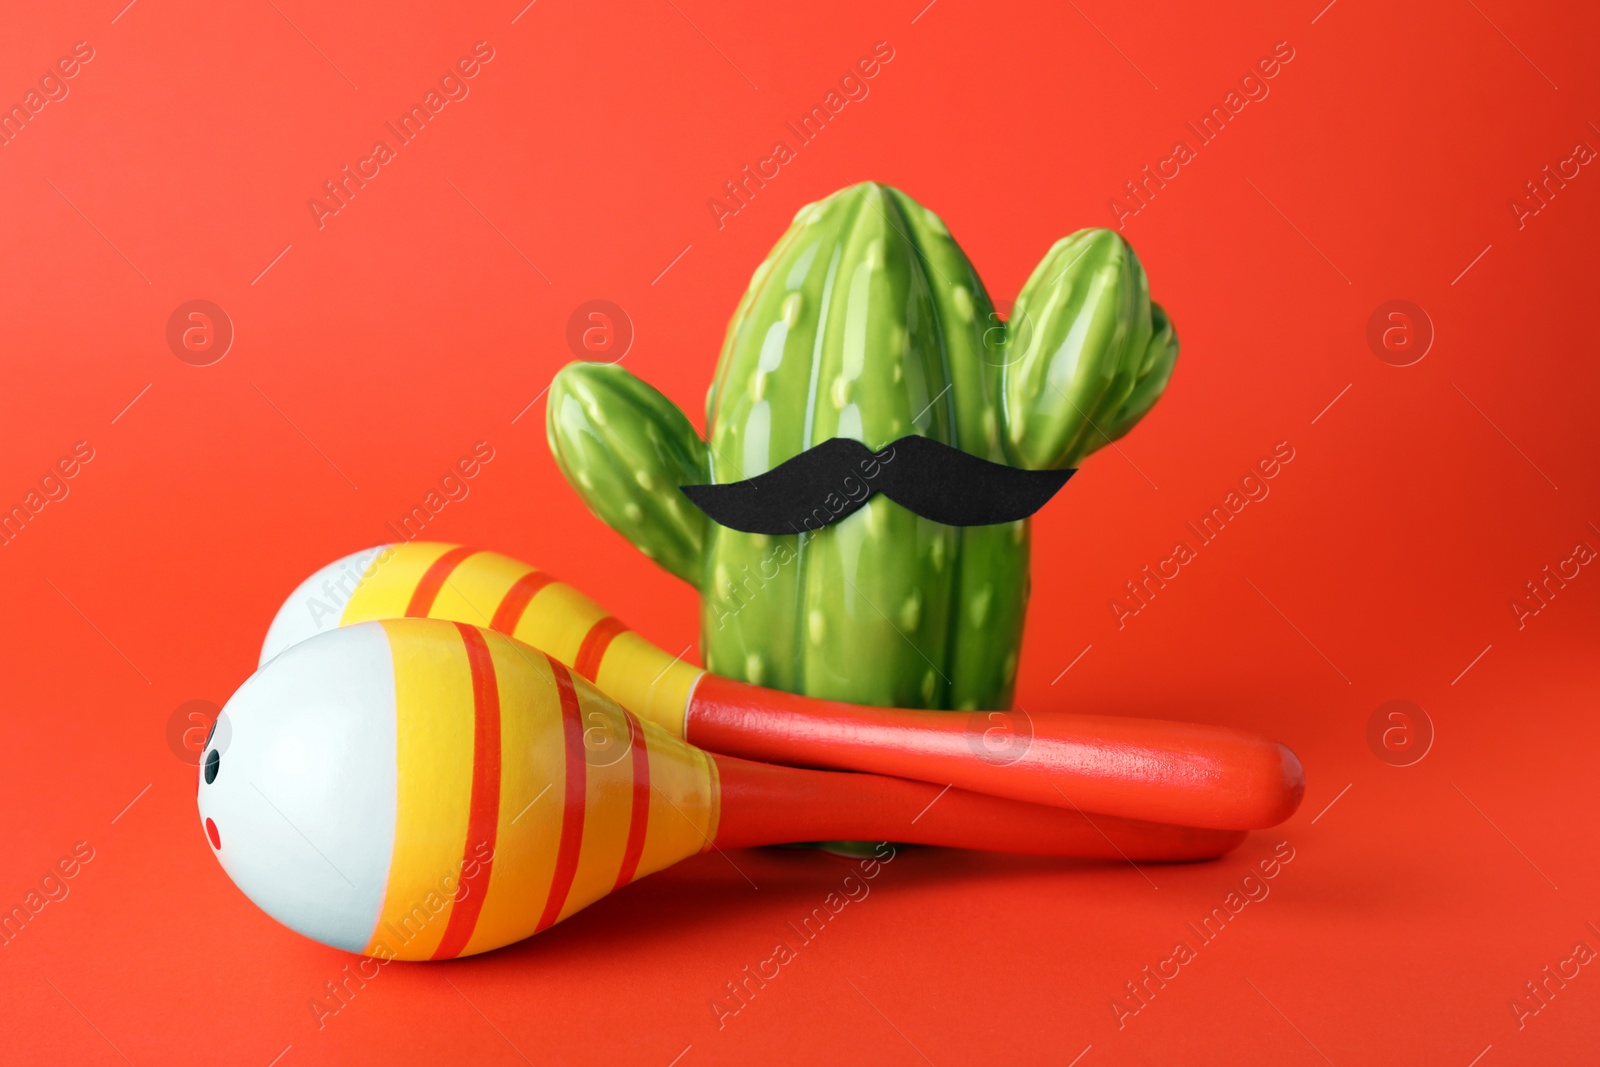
top-left (690, 675), bottom-right (1303, 831)
top-left (711, 755), bottom-right (1246, 860)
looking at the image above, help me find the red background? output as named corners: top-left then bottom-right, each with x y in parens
top-left (1, 0), bottom-right (1597, 1063)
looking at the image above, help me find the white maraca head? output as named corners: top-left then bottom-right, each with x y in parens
top-left (198, 622), bottom-right (398, 952)
top-left (213, 614), bottom-right (722, 959)
top-left (259, 545), bottom-right (389, 668)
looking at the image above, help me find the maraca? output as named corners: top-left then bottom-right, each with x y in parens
top-left (203, 618), bottom-right (1245, 959)
top-left (262, 542), bottom-right (1303, 831)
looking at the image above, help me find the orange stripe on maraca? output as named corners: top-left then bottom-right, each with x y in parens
top-left (430, 624), bottom-right (502, 960)
top-left (406, 546), bottom-right (478, 616)
top-left (612, 711), bottom-right (651, 891)
top-left (535, 663), bottom-right (587, 933)
top-left (574, 616), bottom-right (629, 682)
top-left (490, 570), bottom-right (556, 633)
top-left (344, 542), bottom-right (463, 623)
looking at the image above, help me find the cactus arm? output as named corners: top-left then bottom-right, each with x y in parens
top-left (998, 229), bottom-right (1170, 471)
top-left (1095, 301), bottom-right (1180, 452)
top-left (546, 362), bottom-right (709, 586)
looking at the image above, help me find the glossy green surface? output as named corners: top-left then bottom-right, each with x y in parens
top-left (547, 182), bottom-right (1178, 711)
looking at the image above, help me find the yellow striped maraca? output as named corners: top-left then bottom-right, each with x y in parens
top-left (206, 617), bottom-right (714, 960)
top-left (203, 618), bottom-right (1244, 958)
top-left (262, 541), bottom-right (701, 733)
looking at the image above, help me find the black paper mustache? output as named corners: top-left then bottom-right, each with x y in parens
top-left (680, 436), bottom-right (1075, 535)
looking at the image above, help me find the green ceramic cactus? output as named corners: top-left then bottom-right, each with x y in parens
top-left (548, 182), bottom-right (1177, 712)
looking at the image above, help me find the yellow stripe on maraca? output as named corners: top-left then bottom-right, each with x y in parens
top-left (364, 620), bottom-right (483, 960)
top-left (338, 543), bottom-right (703, 737)
top-left (594, 630), bottom-right (702, 735)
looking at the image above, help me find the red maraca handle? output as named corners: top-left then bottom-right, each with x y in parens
top-left (689, 676), bottom-right (1303, 831)
top-left (711, 756), bottom-right (1246, 860)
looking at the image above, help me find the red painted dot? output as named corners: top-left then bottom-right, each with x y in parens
top-left (205, 817), bottom-right (221, 849)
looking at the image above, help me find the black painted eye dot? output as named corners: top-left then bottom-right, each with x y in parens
top-left (204, 748), bottom-right (220, 784)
